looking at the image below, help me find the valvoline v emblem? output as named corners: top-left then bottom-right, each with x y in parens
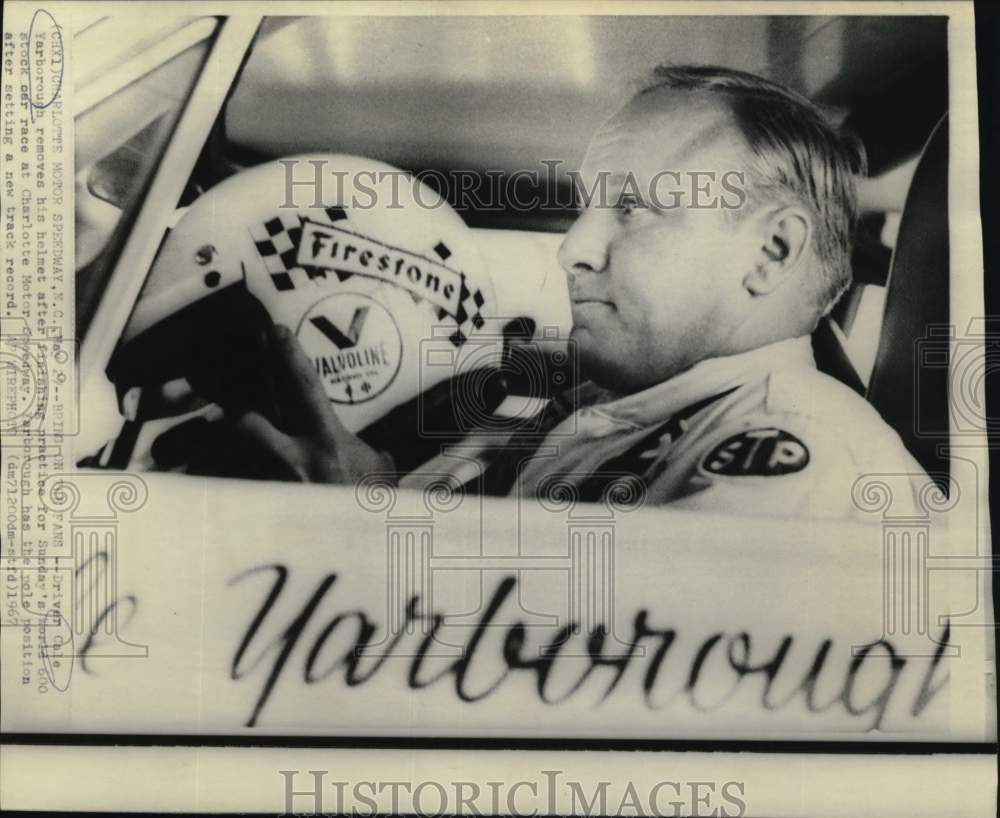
top-left (296, 293), bottom-right (403, 405)
top-left (309, 307), bottom-right (369, 350)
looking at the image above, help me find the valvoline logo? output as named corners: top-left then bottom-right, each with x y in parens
top-left (296, 292), bottom-right (403, 405)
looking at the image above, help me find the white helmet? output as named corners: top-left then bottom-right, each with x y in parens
top-left (112, 154), bottom-right (504, 436)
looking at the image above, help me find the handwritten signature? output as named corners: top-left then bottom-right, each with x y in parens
top-left (231, 565), bottom-right (951, 729)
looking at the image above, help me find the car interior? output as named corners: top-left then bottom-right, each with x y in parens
top-left (73, 14), bottom-right (951, 485)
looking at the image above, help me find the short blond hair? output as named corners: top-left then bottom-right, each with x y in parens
top-left (639, 64), bottom-right (867, 315)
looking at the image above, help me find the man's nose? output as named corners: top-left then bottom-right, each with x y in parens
top-left (557, 210), bottom-right (610, 278)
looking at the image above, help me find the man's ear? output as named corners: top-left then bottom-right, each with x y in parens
top-left (743, 206), bottom-right (811, 296)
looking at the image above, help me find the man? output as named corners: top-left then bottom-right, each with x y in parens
top-left (229, 65), bottom-right (929, 519)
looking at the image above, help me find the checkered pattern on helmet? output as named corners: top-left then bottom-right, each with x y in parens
top-left (248, 208), bottom-right (349, 291)
top-left (250, 212), bottom-right (484, 347)
top-left (429, 241), bottom-right (485, 348)
top-left (447, 280), bottom-right (486, 347)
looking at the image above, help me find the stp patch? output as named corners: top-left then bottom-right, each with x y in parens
top-left (701, 428), bottom-right (809, 477)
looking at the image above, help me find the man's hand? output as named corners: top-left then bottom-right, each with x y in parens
top-left (232, 324), bottom-right (395, 483)
top-left (151, 316), bottom-right (523, 481)
top-left (152, 323), bottom-right (393, 484)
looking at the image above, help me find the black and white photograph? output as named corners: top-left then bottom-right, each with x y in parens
top-left (1, 2), bottom-right (996, 816)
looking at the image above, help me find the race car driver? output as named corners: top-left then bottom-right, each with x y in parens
top-left (172, 64), bottom-right (932, 518)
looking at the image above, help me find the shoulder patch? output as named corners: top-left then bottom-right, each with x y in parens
top-left (701, 428), bottom-right (809, 477)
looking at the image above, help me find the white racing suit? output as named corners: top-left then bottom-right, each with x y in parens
top-left (405, 336), bottom-right (931, 519)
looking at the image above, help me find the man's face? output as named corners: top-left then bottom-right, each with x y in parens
top-left (558, 91), bottom-right (762, 392)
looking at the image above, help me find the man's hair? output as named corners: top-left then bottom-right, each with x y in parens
top-left (637, 64), bottom-right (867, 317)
